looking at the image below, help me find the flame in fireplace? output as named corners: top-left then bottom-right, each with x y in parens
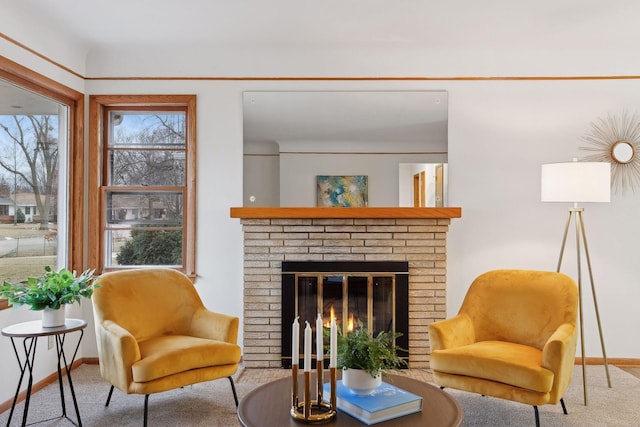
top-left (322, 306), bottom-right (355, 332)
top-left (347, 314), bottom-right (354, 332)
top-left (324, 305), bottom-right (336, 328)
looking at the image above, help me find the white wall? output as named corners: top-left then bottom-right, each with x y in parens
top-left (2, 15), bottom-right (640, 406)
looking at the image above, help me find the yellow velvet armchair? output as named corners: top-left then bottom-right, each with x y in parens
top-left (92, 268), bottom-right (242, 426)
top-left (428, 270), bottom-right (578, 426)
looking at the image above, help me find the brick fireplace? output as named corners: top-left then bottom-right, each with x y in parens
top-left (230, 207), bottom-right (461, 369)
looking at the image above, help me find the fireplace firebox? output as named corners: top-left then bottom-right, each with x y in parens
top-left (281, 261), bottom-right (409, 368)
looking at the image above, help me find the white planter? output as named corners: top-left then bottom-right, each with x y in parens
top-left (342, 368), bottom-right (382, 396)
top-left (42, 307), bottom-right (66, 328)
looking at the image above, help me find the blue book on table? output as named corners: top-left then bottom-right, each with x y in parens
top-left (323, 380), bottom-right (423, 425)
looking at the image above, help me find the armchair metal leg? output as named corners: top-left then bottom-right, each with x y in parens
top-left (228, 376), bottom-right (239, 407)
top-left (560, 398), bottom-right (568, 415)
top-left (533, 400), bottom-right (568, 426)
top-left (144, 394), bottom-right (149, 427)
top-left (105, 385), bottom-right (115, 406)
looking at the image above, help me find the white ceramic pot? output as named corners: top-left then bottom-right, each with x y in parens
top-left (342, 368), bottom-right (382, 396)
top-left (42, 307), bottom-right (66, 328)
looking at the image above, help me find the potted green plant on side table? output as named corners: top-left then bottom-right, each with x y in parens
top-left (336, 322), bottom-right (407, 395)
top-left (0, 266), bottom-right (98, 327)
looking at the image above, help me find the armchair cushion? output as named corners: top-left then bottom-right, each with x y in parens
top-left (430, 341), bottom-right (553, 392)
top-left (134, 335), bottom-right (241, 383)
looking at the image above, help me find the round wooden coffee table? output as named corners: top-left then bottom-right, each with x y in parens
top-left (238, 374), bottom-right (462, 426)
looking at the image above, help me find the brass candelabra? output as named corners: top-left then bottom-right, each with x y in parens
top-left (290, 362), bottom-right (337, 423)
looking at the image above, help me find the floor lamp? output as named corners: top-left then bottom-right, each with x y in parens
top-left (541, 160), bottom-right (612, 406)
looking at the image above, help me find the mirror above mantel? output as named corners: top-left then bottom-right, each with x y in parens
top-left (243, 90), bottom-right (448, 207)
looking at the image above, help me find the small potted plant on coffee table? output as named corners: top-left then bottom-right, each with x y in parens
top-left (0, 266), bottom-right (98, 327)
top-left (336, 321), bottom-right (407, 395)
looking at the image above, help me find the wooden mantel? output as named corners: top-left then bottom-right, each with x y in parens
top-left (230, 207), bottom-right (462, 219)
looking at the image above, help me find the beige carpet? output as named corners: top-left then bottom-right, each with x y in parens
top-left (447, 365), bottom-right (640, 426)
top-left (0, 365), bottom-right (637, 426)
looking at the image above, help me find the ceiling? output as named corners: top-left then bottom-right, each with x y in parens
top-left (5, 1), bottom-right (639, 54)
top-left (0, 81), bottom-right (61, 115)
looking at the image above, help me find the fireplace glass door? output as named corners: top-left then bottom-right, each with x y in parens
top-left (282, 261), bottom-right (408, 368)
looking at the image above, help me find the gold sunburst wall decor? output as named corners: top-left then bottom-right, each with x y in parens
top-left (579, 110), bottom-right (640, 194)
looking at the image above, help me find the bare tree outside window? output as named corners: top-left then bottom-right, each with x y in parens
top-left (105, 111), bottom-right (187, 268)
top-left (0, 115), bottom-right (58, 230)
top-left (0, 111), bottom-right (61, 284)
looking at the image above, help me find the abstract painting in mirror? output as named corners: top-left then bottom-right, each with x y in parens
top-left (316, 175), bottom-right (368, 207)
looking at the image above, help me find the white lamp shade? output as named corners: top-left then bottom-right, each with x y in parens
top-left (541, 162), bottom-right (611, 203)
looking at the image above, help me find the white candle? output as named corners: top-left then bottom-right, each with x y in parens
top-left (330, 317), bottom-right (337, 368)
top-left (316, 313), bottom-right (324, 361)
top-left (304, 321), bottom-right (312, 372)
top-left (291, 317), bottom-right (299, 366)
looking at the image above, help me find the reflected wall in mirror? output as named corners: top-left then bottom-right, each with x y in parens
top-left (243, 91), bottom-right (448, 207)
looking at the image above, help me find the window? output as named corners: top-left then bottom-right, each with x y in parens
top-left (0, 56), bottom-right (84, 310)
top-left (89, 95), bottom-right (196, 278)
top-left (0, 86), bottom-right (65, 281)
